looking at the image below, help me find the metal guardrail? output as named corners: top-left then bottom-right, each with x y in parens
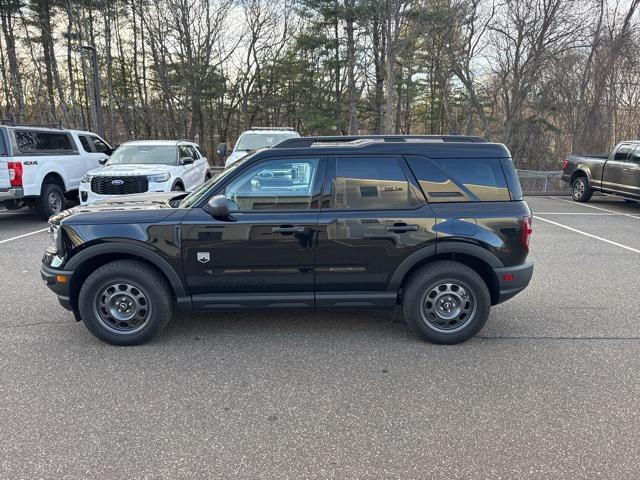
top-left (517, 170), bottom-right (568, 195)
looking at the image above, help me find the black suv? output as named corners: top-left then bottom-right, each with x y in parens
top-left (41, 136), bottom-right (533, 346)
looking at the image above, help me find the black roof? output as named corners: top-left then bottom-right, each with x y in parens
top-left (267, 135), bottom-right (510, 159)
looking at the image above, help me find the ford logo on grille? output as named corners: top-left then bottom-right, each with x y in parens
top-left (111, 179), bottom-right (125, 186)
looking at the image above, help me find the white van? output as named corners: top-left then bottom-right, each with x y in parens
top-left (219, 128), bottom-right (299, 167)
top-left (0, 124), bottom-right (113, 219)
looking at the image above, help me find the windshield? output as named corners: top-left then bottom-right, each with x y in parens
top-left (235, 132), bottom-right (297, 152)
top-left (107, 145), bottom-right (177, 165)
top-left (179, 153), bottom-right (255, 208)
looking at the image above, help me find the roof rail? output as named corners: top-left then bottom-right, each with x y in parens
top-left (249, 126), bottom-right (296, 131)
top-left (276, 135), bottom-right (486, 148)
top-left (0, 119), bottom-right (65, 129)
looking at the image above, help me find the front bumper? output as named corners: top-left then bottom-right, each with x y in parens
top-left (79, 180), bottom-right (172, 205)
top-left (0, 187), bottom-right (24, 202)
top-left (40, 261), bottom-right (74, 311)
top-left (494, 261), bottom-right (534, 304)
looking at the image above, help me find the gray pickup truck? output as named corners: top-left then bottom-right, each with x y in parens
top-left (562, 142), bottom-right (640, 202)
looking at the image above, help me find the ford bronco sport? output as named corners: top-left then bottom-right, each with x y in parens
top-left (41, 136), bottom-right (533, 346)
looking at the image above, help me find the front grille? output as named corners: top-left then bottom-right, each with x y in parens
top-left (91, 176), bottom-right (149, 195)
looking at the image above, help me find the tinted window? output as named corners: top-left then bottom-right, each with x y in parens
top-left (224, 157), bottom-right (320, 211)
top-left (331, 156), bottom-right (419, 210)
top-left (90, 136), bottom-right (110, 153)
top-left (79, 135), bottom-right (92, 152)
top-left (179, 145), bottom-right (198, 159)
top-left (614, 144), bottom-right (633, 161)
top-left (195, 146), bottom-right (205, 158)
top-left (14, 130), bottom-right (74, 153)
top-left (407, 157), bottom-right (510, 202)
top-left (627, 146), bottom-right (640, 164)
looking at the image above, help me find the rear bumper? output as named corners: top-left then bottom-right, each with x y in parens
top-left (40, 262), bottom-right (74, 311)
top-left (561, 174), bottom-right (571, 184)
top-left (0, 187), bottom-right (24, 202)
top-left (493, 261), bottom-right (534, 304)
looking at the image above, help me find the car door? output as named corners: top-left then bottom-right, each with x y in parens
top-left (315, 155), bottom-right (437, 308)
top-left (603, 143), bottom-right (634, 194)
top-left (181, 155), bottom-right (325, 309)
top-left (623, 145), bottom-right (640, 197)
top-left (178, 145), bottom-right (199, 189)
top-left (191, 145), bottom-right (208, 183)
top-left (83, 134), bottom-right (113, 172)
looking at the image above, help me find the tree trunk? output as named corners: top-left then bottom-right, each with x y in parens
top-left (345, 0), bottom-right (358, 134)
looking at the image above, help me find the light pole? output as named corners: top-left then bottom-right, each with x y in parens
top-left (81, 45), bottom-right (105, 139)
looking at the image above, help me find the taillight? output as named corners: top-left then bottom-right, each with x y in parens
top-left (561, 159), bottom-right (569, 170)
top-left (8, 162), bottom-right (23, 187)
top-left (521, 215), bottom-right (533, 252)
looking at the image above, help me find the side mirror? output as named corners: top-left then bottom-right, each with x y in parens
top-left (98, 158), bottom-right (108, 165)
top-left (180, 156), bottom-right (195, 165)
top-left (216, 143), bottom-right (227, 157)
top-left (207, 195), bottom-right (235, 219)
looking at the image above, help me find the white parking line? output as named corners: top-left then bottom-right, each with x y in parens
top-left (0, 228), bottom-right (48, 245)
top-left (534, 215), bottom-right (640, 254)
top-left (533, 212), bottom-right (622, 215)
top-left (549, 196), bottom-right (640, 219)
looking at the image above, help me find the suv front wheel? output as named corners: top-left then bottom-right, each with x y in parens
top-left (78, 260), bottom-right (173, 345)
top-left (403, 261), bottom-right (491, 344)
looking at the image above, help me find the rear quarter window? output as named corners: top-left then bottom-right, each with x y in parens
top-left (12, 130), bottom-right (76, 155)
top-left (406, 156), bottom-right (511, 202)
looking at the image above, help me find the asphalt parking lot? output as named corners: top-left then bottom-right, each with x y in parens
top-left (1, 196), bottom-right (639, 479)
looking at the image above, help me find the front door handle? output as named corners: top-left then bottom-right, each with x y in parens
top-left (385, 223), bottom-right (419, 233)
top-left (272, 225), bottom-right (305, 235)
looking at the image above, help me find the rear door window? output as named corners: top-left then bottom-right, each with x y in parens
top-left (614, 144), bottom-right (633, 161)
top-left (627, 145), bottom-right (640, 164)
top-left (329, 156), bottom-right (421, 210)
top-left (407, 157), bottom-right (511, 202)
top-left (13, 130), bottom-right (76, 154)
top-left (79, 135), bottom-right (93, 152)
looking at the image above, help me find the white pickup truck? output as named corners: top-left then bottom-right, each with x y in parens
top-left (218, 128), bottom-right (299, 167)
top-left (0, 125), bottom-right (113, 219)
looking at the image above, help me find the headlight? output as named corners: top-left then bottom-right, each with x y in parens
top-left (148, 173), bottom-right (171, 183)
top-left (81, 174), bottom-right (93, 183)
top-left (48, 223), bottom-right (64, 254)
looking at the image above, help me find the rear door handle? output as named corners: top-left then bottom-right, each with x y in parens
top-left (385, 223), bottom-right (419, 233)
top-left (272, 225), bottom-right (305, 234)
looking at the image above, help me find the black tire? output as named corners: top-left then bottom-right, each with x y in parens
top-left (571, 176), bottom-right (593, 202)
top-left (35, 182), bottom-right (65, 220)
top-left (78, 260), bottom-right (173, 346)
top-left (403, 261), bottom-right (491, 345)
top-left (171, 182), bottom-right (184, 192)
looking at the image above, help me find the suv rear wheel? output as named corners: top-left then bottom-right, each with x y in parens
top-left (35, 182), bottom-right (65, 220)
top-left (403, 261), bottom-right (491, 344)
top-left (571, 176), bottom-right (593, 202)
top-left (78, 260), bottom-right (172, 346)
